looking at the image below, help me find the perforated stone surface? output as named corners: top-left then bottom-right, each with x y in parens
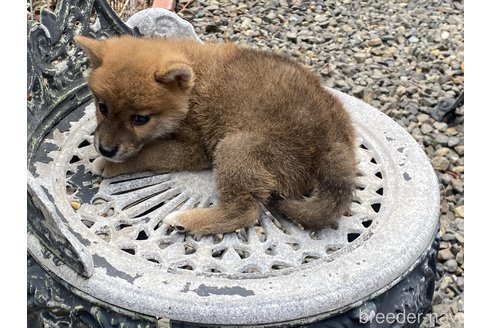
top-left (29, 89), bottom-right (439, 325)
top-left (35, 104), bottom-right (384, 277)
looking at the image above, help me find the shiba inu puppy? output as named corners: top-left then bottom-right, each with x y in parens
top-left (75, 35), bottom-right (357, 235)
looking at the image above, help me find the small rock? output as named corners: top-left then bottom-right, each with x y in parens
top-left (408, 35), bottom-right (419, 43)
top-left (448, 136), bottom-right (460, 147)
top-left (441, 233), bottom-right (455, 242)
top-left (205, 4), bottom-right (219, 11)
top-left (454, 145), bottom-right (464, 155)
top-left (454, 233), bottom-right (464, 244)
top-left (434, 134), bottom-right (449, 145)
top-left (445, 127), bottom-right (458, 136)
top-left (420, 123), bottom-right (434, 135)
top-left (456, 277), bottom-right (464, 291)
top-left (417, 114), bottom-right (433, 124)
top-left (395, 26), bottom-right (406, 34)
top-left (370, 48), bottom-right (383, 56)
top-left (383, 47), bottom-right (397, 57)
top-left (431, 49), bottom-right (441, 56)
top-left (436, 262), bottom-right (445, 275)
top-left (448, 152), bottom-right (460, 165)
top-left (433, 122), bottom-right (448, 132)
top-left (451, 179), bottom-right (464, 193)
top-left (439, 275), bottom-right (454, 290)
top-left (266, 12), bottom-right (277, 21)
top-left (452, 166), bottom-right (464, 173)
top-left (456, 216), bottom-right (464, 228)
top-left (440, 173), bottom-right (453, 185)
top-left (286, 31), bottom-right (297, 42)
top-left (441, 31), bottom-right (450, 39)
top-left (438, 248), bottom-right (454, 261)
top-left (352, 86), bottom-right (365, 98)
top-left (314, 14), bottom-right (329, 26)
top-left (431, 156), bottom-right (449, 171)
top-left (435, 147), bottom-right (450, 156)
top-left (368, 37), bottom-right (382, 47)
top-left (241, 18), bottom-right (252, 28)
top-left (335, 79), bottom-right (349, 88)
top-left (456, 251), bottom-right (464, 266)
top-left (454, 205), bottom-right (464, 218)
top-left (353, 53), bottom-right (367, 63)
top-left (395, 85), bottom-right (407, 95)
top-left (444, 259), bottom-right (458, 272)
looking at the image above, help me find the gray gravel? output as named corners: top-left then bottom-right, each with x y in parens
top-left (176, 0), bottom-right (464, 326)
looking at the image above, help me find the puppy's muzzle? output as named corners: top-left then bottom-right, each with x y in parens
top-left (98, 144), bottom-right (118, 158)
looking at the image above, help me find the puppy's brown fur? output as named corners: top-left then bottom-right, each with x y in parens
top-left (75, 35), bottom-right (357, 235)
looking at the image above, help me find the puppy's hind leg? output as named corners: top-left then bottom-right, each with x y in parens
top-left (163, 202), bottom-right (261, 235)
top-left (163, 133), bottom-right (277, 235)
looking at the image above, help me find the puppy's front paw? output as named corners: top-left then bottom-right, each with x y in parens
top-left (91, 157), bottom-right (108, 176)
top-left (90, 157), bottom-right (121, 177)
top-left (163, 211), bottom-right (187, 232)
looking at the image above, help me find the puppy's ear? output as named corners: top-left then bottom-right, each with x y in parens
top-left (74, 35), bottom-right (105, 68)
top-left (155, 63), bottom-right (194, 90)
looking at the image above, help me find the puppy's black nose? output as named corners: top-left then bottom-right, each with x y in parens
top-left (99, 145), bottom-right (118, 158)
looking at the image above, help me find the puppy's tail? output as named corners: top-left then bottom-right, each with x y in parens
top-left (276, 143), bottom-right (356, 230)
top-left (276, 179), bottom-right (354, 230)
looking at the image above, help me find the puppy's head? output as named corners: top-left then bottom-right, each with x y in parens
top-left (75, 35), bottom-right (194, 162)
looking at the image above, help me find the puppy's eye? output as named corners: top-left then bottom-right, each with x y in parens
top-left (131, 115), bottom-right (150, 125)
top-left (98, 103), bottom-right (108, 115)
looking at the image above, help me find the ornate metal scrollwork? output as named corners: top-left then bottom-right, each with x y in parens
top-left (27, 255), bottom-right (157, 328)
top-left (306, 235), bottom-right (439, 328)
top-left (28, 172), bottom-right (94, 278)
